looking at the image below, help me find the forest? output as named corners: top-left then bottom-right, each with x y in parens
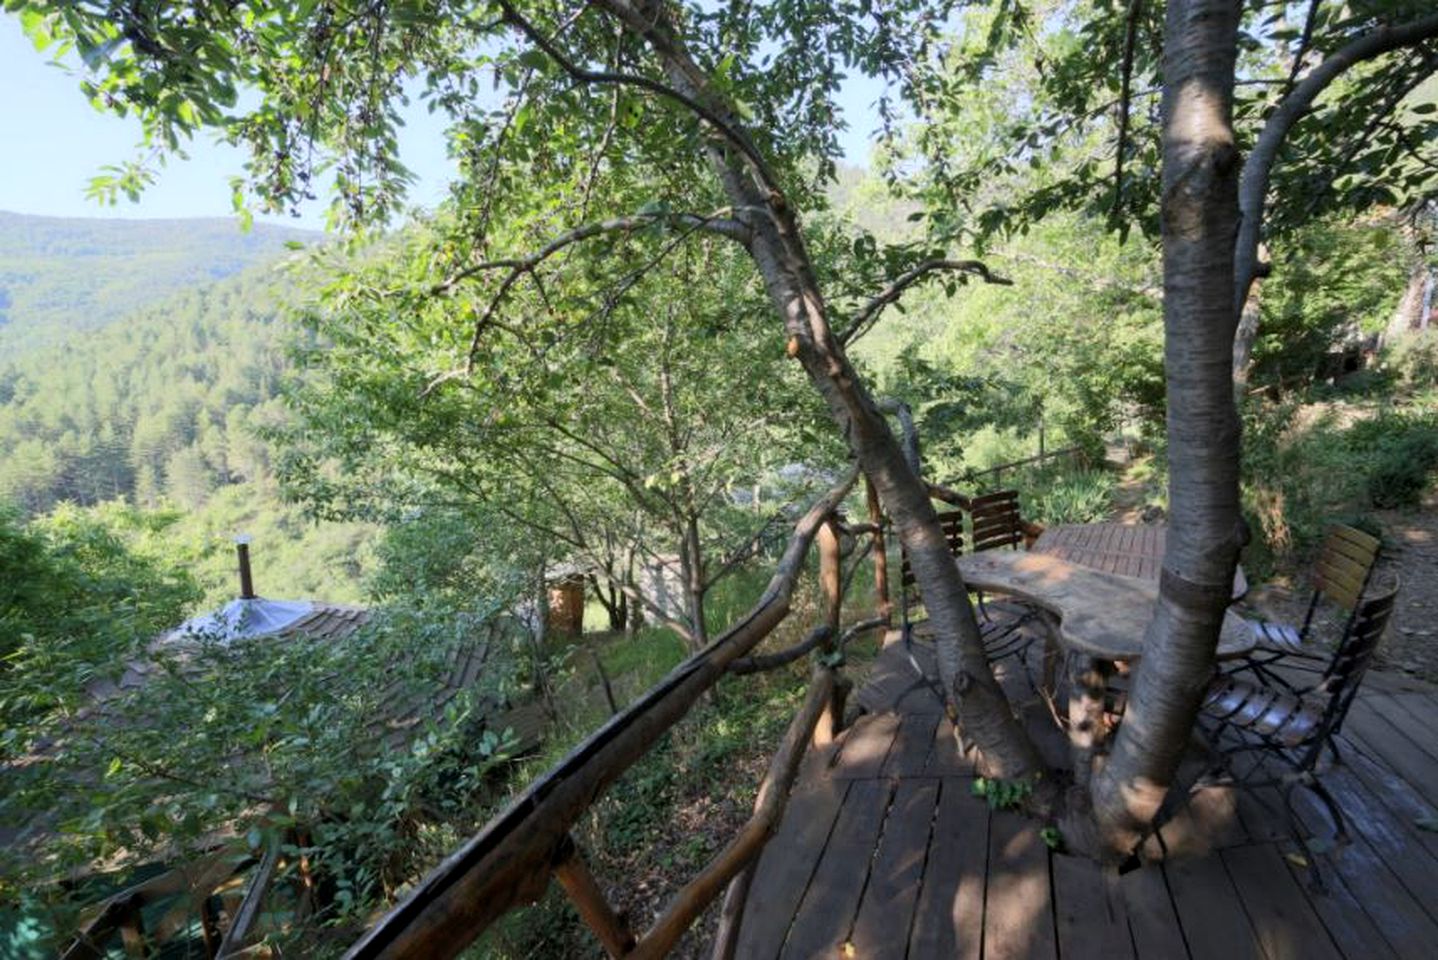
top-left (2, 1), bottom-right (1437, 958)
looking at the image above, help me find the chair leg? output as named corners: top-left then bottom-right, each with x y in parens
top-left (1299, 773), bottom-right (1350, 845)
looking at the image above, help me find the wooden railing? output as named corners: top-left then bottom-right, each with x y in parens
top-left (961, 444), bottom-right (1085, 489)
top-left (343, 466), bottom-right (895, 960)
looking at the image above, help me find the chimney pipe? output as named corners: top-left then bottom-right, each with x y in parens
top-left (235, 535), bottom-right (256, 600)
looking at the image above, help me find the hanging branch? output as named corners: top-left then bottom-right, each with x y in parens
top-left (1111, 0), bottom-right (1144, 228)
top-left (1235, 10), bottom-right (1438, 316)
top-left (839, 259), bottom-right (1012, 345)
top-left (1282, 0), bottom-right (1324, 97)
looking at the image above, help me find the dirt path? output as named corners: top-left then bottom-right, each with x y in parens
top-left (1371, 491), bottom-right (1438, 681)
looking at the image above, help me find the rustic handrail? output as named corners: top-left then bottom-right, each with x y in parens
top-left (960, 444), bottom-right (1084, 486)
top-left (628, 665), bottom-right (837, 959)
top-left (344, 466), bottom-right (859, 960)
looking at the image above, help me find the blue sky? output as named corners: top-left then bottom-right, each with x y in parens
top-left (0, 14), bottom-right (881, 232)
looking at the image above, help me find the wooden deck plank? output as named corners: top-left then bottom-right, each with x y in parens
top-left (735, 780), bottom-right (850, 960)
top-left (1340, 700), bottom-right (1438, 804)
top-left (925, 718), bottom-right (974, 778)
top-left (1337, 732), bottom-right (1438, 843)
top-left (1120, 866), bottom-right (1189, 959)
top-left (781, 779), bottom-right (895, 960)
top-left (831, 713), bottom-right (902, 780)
top-left (907, 779), bottom-right (988, 960)
top-left (1221, 843), bottom-right (1343, 960)
top-left (1163, 852), bottom-right (1263, 960)
top-left (1285, 787), bottom-right (1422, 960)
top-left (848, 780), bottom-right (940, 960)
top-left (1323, 740), bottom-right (1438, 914)
top-left (1362, 692), bottom-right (1438, 765)
top-left (1051, 855), bottom-right (1135, 960)
top-left (881, 713), bottom-right (939, 778)
top-left (982, 810), bottom-right (1057, 960)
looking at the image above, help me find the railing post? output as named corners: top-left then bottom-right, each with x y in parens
top-left (816, 515), bottom-right (848, 744)
top-left (553, 835), bottom-right (636, 958)
top-left (818, 513), bottom-right (842, 637)
top-left (864, 478), bottom-right (891, 624)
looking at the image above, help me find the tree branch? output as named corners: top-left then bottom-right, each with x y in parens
top-left (1111, 0), bottom-right (1145, 228)
top-left (840, 259), bottom-right (1013, 345)
top-left (422, 210), bottom-right (751, 395)
top-left (1234, 11), bottom-right (1438, 317)
top-left (498, 0), bottom-right (780, 189)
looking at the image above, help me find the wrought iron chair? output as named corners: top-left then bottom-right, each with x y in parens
top-left (1200, 579), bottom-right (1399, 869)
top-left (897, 511), bottom-right (1035, 665)
top-left (1226, 524), bottom-right (1381, 690)
top-left (964, 489), bottom-right (1043, 652)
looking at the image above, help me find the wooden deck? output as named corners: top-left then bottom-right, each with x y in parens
top-left (733, 631), bottom-right (1438, 959)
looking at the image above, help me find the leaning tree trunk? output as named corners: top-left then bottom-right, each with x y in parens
top-left (598, 0), bottom-right (1039, 778)
top-left (1089, 0), bottom-right (1245, 853)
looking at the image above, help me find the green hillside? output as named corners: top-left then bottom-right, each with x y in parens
top-left (0, 213), bottom-right (376, 608)
top-left (0, 210), bottom-right (314, 357)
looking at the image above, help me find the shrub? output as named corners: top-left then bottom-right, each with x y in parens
top-left (1368, 429), bottom-right (1438, 508)
top-left (1023, 468), bottom-right (1116, 525)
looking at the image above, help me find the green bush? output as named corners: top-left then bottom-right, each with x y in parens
top-left (1368, 429), bottom-right (1438, 508)
top-left (1020, 467), bottom-right (1116, 525)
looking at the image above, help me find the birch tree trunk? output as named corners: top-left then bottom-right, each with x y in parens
top-left (1089, 0), bottom-right (1245, 851)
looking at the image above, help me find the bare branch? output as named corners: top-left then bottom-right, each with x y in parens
top-left (1282, 0), bottom-right (1324, 97)
top-left (840, 259), bottom-right (1012, 345)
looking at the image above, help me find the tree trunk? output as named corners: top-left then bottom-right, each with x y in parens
top-left (681, 518), bottom-right (709, 650)
top-left (1230, 244), bottom-right (1266, 394)
top-left (1089, 0), bottom-right (1244, 853)
top-left (598, 0), bottom-right (1038, 778)
top-left (590, 573), bottom-right (628, 632)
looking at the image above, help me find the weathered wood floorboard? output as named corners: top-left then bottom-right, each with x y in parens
top-left (734, 637), bottom-right (1438, 960)
top-left (906, 778), bottom-right (988, 960)
top-left (780, 779), bottom-right (893, 960)
top-left (848, 779), bottom-right (939, 960)
top-left (982, 809), bottom-right (1057, 959)
top-left (1222, 843), bottom-right (1345, 960)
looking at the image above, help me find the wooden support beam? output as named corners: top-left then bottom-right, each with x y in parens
top-left (552, 836), bottom-right (636, 958)
top-left (709, 861), bottom-right (759, 960)
top-left (61, 850), bottom-right (242, 960)
top-left (865, 478), bottom-right (891, 624)
top-left (344, 469), bottom-right (859, 960)
top-left (630, 667), bottom-right (836, 960)
top-left (118, 907), bottom-right (146, 959)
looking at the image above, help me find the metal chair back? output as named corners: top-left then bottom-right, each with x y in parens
top-left (969, 490), bottom-right (1024, 553)
top-left (1313, 578), bottom-right (1399, 747)
top-left (899, 510), bottom-right (966, 623)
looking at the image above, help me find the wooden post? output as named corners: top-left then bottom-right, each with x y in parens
top-left (864, 478), bottom-right (891, 624)
top-left (816, 671), bottom-right (852, 747)
top-left (818, 514), bottom-right (842, 640)
top-left (552, 836), bottom-right (635, 958)
top-left (118, 905), bottom-right (146, 959)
